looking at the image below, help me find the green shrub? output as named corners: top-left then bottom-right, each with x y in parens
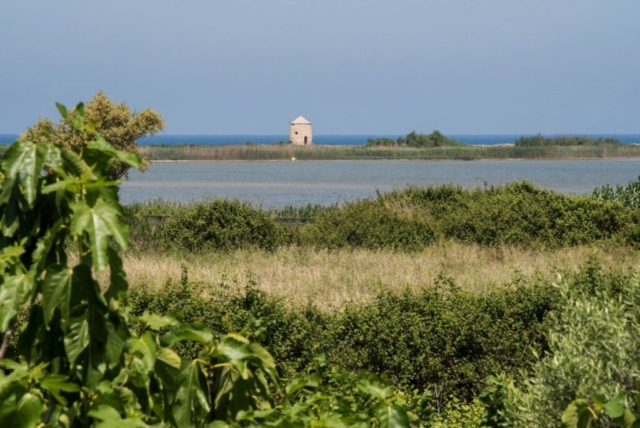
top-left (125, 182), bottom-right (640, 252)
top-left (366, 131), bottom-right (464, 148)
top-left (302, 198), bottom-right (436, 250)
top-left (504, 267), bottom-right (640, 427)
top-left (162, 198), bottom-right (282, 251)
top-left (514, 134), bottom-right (622, 147)
top-left (591, 175), bottom-right (640, 208)
top-left (383, 182), bottom-right (636, 248)
top-left (127, 272), bottom-right (563, 401)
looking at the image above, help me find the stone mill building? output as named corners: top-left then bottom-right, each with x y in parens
top-left (290, 116), bottom-right (312, 145)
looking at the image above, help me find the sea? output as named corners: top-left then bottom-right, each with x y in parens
top-left (2, 133), bottom-right (640, 146)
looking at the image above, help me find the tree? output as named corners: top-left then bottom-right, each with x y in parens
top-left (21, 91), bottom-right (165, 180)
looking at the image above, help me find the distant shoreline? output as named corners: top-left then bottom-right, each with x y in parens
top-left (139, 144), bottom-right (640, 162)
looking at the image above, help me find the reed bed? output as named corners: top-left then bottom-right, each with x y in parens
top-left (138, 144), bottom-right (640, 162)
top-left (115, 243), bottom-right (639, 310)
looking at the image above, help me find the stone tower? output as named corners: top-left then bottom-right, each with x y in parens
top-left (290, 116), bottom-right (312, 145)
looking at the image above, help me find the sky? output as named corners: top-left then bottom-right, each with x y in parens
top-left (1, 1), bottom-right (639, 135)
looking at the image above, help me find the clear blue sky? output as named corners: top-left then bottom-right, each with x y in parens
top-left (1, 1), bottom-right (638, 135)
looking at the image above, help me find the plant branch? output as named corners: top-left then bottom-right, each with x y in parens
top-left (0, 319), bottom-right (16, 361)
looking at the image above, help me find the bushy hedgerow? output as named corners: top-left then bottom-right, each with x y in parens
top-left (514, 134), bottom-right (621, 147)
top-left (125, 262), bottom-right (636, 405)
top-left (125, 182), bottom-right (640, 252)
top-left (300, 198), bottom-right (436, 250)
top-left (504, 262), bottom-right (640, 427)
top-left (127, 275), bottom-right (553, 401)
top-left (160, 199), bottom-right (284, 251)
top-left (380, 182), bottom-right (638, 248)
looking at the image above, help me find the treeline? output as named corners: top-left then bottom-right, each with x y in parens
top-left (125, 181), bottom-right (640, 253)
top-left (514, 133), bottom-right (622, 147)
top-left (365, 130), bottom-right (465, 148)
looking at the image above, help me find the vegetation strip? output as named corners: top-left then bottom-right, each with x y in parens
top-left (137, 142), bottom-right (640, 161)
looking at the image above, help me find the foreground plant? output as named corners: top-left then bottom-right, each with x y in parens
top-left (0, 103), bottom-right (423, 427)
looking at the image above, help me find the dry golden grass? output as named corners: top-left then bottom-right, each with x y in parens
top-left (118, 243), bottom-right (639, 310)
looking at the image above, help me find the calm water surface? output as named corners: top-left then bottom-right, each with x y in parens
top-left (120, 159), bottom-right (640, 207)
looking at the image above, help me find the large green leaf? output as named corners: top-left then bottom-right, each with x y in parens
top-left (12, 392), bottom-right (44, 428)
top-left (162, 323), bottom-right (214, 347)
top-left (374, 403), bottom-right (410, 428)
top-left (129, 332), bottom-right (157, 373)
top-left (87, 405), bottom-right (146, 428)
top-left (0, 273), bottom-right (35, 332)
top-left (0, 140), bottom-right (50, 205)
top-left (60, 147), bottom-right (92, 178)
top-left (104, 320), bottom-right (127, 368)
top-left (604, 394), bottom-right (626, 419)
top-left (64, 310), bottom-right (90, 365)
top-left (41, 265), bottom-right (73, 324)
top-left (40, 373), bottom-right (80, 405)
top-left (136, 311), bottom-right (181, 331)
top-left (561, 399), bottom-right (595, 428)
top-left (105, 247), bottom-right (128, 302)
top-left (87, 136), bottom-right (142, 169)
top-left (70, 199), bottom-right (129, 271)
top-left (173, 360), bottom-right (209, 428)
top-left (155, 347), bottom-right (182, 390)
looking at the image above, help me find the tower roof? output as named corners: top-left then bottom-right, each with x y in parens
top-left (291, 116), bottom-right (311, 124)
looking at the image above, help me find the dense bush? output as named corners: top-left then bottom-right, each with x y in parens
top-left (366, 131), bottom-right (464, 148)
top-left (125, 182), bottom-right (640, 252)
top-left (127, 271), bottom-right (565, 402)
top-left (382, 182), bottom-right (639, 247)
top-left (504, 265), bottom-right (640, 427)
top-left (514, 134), bottom-right (621, 147)
top-left (301, 198), bottom-right (436, 250)
top-left (160, 199), bottom-right (285, 251)
top-left (591, 175), bottom-right (640, 208)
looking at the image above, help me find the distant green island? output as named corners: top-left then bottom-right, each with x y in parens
top-left (135, 131), bottom-right (640, 162)
top-left (2, 131), bottom-right (638, 162)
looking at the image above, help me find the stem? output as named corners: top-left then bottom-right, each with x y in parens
top-left (0, 319), bottom-right (16, 361)
top-left (43, 401), bottom-right (57, 424)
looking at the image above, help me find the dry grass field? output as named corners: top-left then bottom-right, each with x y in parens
top-left (115, 243), bottom-right (639, 310)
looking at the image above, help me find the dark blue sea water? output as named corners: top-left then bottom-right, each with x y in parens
top-left (2, 133), bottom-right (640, 146)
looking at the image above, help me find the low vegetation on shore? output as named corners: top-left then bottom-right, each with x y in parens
top-left (365, 130), bottom-right (465, 148)
top-left (125, 181), bottom-right (640, 253)
top-left (514, 133), bottom-right (622, 147)
top-left (138, 140), bottom-right (640, 161)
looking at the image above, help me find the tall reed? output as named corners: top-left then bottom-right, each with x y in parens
top-left (138, 143), bottom-right (640, 161)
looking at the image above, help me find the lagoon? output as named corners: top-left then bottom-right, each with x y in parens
top-left (120, 159), bottom-right (640, 208)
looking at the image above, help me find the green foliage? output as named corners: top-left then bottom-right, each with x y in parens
top-left (126, 181), bottom-right (640, 252)
top-left (3, 102), bottom-right (473, 427)
top-left (302, 198), bottom-right (436, 250)
top-left (366, 131), bottom-right (465, 148)
top-left (432, 397), bottom-right (485, 427)
top-left (127, 270), bottom-right (561, 403)
top-left (365, 137), bottom-right (398, 146)
top-left (591, 176), bottom-right (640, 208)
top-left (561, 393), bottom-right (640, 428)
top-left (162, 199), bottom-right (283, 252)
top-left (514, 134), bottom-right (622, 147)
top-left (21, 92), bottom-right (165, 180)
top-left (0, 104), bottom-right (277, 427)
top-left (504, 268), bottom-right (640, 427)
